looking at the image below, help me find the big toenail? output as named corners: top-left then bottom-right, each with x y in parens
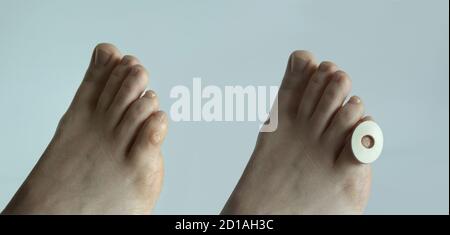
top-left (290, 56), bottom-right (306, 73)
top-left (361, 135), bottom-right (374, 149)
top-left (94, 49), bottom-right (112, 66)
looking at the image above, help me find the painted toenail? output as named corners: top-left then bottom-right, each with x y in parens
top-left (94, 48), bottom-right (112, 66)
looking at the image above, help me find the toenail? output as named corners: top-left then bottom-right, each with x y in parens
top-left (318, 62), bottom-right (331, 72)
top-left (94, 48), bottom-right (112, 66)
top-left (290, 55), bottom-right (307, 73)
top-left (131, 66), bottom-right (141, 75)
top-left (333, 73), bottom-right (342, 82)
top-left (121, 56), bottom-right (132, 65)
top-left (349, 96), bottom-right (361, 104)
top-left (147, 90), bottom-right (156, 98)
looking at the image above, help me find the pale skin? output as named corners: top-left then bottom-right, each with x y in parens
top-left (2, 46), bottom-right (374, 215)
top-left (222, 51), bottom-right (373, 215)
top-left (2, 44), bottom-right (168, 214)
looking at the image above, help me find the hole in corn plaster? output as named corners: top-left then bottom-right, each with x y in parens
top-left (361, 135), bottom-right (375, 149)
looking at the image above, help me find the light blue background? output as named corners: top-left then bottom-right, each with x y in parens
top-left (0, 0), bottom-right (448, 214)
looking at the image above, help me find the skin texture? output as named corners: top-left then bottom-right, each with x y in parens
top-left (222, 51), bottom-right (373, 215)
top-left (2, 47), bottom-right (373, 215)
top-left (2, 43), bottom-right (168, 214)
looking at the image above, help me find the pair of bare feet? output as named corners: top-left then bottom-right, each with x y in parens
top-left (2, 44), bottom-right (373, 215)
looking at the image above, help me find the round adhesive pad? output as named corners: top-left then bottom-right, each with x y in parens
top-left (351, 120), bottom-right (383, 164)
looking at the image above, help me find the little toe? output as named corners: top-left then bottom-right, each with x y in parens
top-left (310, 71), bottom-right (351, 136)
top-left (297, 61), bottom-right (338, 122)
top-left (107, 64), bottom-right (149, 127)
top-left (278, 50), bottom-right (317, 118)
top-left (336, 116), bottom-right (375, 167)
top-left (334, 116), bottom-right (374, 210)
top-left (96, 55), bottom-right (141, 112)
top-left (322, 96), bottom-right (364, 156)
top-left (72, 43), bottom-right (121, 111)
top-left (115, 90), bottom-right (159, 152)
top-left (129, 111), bottom-right (168, 162)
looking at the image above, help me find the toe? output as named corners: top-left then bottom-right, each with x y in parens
top-left (334, 116), bottom-right (373, 210)
top-left (322, 96), bottom-right (364, 156)
top-left (115, 90), bottom-right (159, 152)
top-left (129, 111), bottom-right (168, 161)
top-left (335, 116), bottom-right (374, 167)
top-left (96, 55), bottom-right (141, 112)
top-left (71, 43), bottom-right (121, 111)
top-left (297, 61), bottom-right (338, 123)
top-left (310, 71), bottom-right (351, 136)
top-left (278, 50), bottom-right (317, 118)
top-left (106, 64), bottom-right (149, 127)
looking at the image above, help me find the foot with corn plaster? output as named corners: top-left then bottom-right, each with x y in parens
top-left (2, 43), bottom-right (168, 214)
top-left (222, 51), bottom-right (382, 214)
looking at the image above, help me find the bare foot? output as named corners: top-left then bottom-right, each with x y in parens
top-left (2, 43), bottom-right (168, 214)
top-left (222, 51), bottom-right (373, 215)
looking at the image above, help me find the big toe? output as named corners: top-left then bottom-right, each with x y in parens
top-left (278, 50), bottom-right (317, 119)
top-left (72, 43), bottom-right (122, 111)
